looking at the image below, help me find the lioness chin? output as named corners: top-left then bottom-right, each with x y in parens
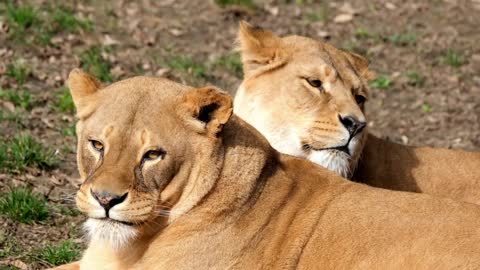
top-left (53, 70), bottom-right (480, 270)
top-left (234, 21), bottom-right (480, 204)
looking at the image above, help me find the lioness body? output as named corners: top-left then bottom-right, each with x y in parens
top-left (55, 73), bottom-right (480, 270)
top-left (82, 153), bottom-right (480, 269)
top-left (357, 134), bottom-right (480, 203)
top-left (233, 22), bottom-right (480, 204)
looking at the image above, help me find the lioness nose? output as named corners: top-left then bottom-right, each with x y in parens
top-left (339, 115), bottom-right (366, 137)
top-left (91, 189), bottom-right (128, 211)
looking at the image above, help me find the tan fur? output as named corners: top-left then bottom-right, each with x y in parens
top-left (53, 72), bottom-right (480, 270)
top-left (233, 22), bottom-right (480, 204)
top-left (356, 134), bottom-right (480, 203)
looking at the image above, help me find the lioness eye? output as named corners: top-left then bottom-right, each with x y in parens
top-left (355, 95), bottom-right (366, 105)
top-left (306, 78), bottom-right (323, 90)
top-left (90, 140), bottom-right (104, 152)
top-left (143, 150), bottom-right (166, 161)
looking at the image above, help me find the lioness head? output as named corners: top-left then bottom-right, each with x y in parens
top-left (69, 69), bottom-right (233, 249)
top-left (234, 22), bottom-right (375, 178)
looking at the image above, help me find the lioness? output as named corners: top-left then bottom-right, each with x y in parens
top-left (55, 70), bottom-right (480, 269)
top-left (234, 22), bottom-right (480, 204)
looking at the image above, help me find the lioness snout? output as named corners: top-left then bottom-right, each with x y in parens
top-left (339, 115), bottom-right (366, 137)
top-left (91, 189), bottom-right (128, 211)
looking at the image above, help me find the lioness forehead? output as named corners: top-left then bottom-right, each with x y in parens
top-left (282, 35), bottom-right (366, 93)
top-left (82, 76), bottom-right (191, 134)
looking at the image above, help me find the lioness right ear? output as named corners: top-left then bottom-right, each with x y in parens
top-left (67, 68), bottom-right (102, 113)
top-left (179, 87), bottom-right (233, 138)
top-left (236, 21), bottom-right (285, 77)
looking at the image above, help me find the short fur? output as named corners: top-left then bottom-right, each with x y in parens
top-left (233, 22), bottom-right (480, 204)
top-left (54, 71), bottom-right (480, 269)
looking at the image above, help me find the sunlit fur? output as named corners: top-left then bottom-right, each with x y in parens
top-left (84, 218), bottom-right (138, 250)
top-left (234, 22), bottom-right (372, 179)
top-left (52, 71), bottom-right (480, 270)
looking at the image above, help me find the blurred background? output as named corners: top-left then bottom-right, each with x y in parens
top-left (0, 0), bottom-right (479, 268)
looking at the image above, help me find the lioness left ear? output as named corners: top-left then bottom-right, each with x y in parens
top-left (67, 68), bottom-right (102, 115)
top-left (236, 21), bottom-right (285, 77)
top-left (179, 86), bottom-right (233, 138)
top-left (343, 51), bottom-right (376, 81)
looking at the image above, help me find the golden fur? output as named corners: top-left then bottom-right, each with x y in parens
top-left (234, 21), bottom-right (372, 179)
top-left (233, 22), bottom-right (480, 204)
top-left (54, 71), bottom-right (480, 269)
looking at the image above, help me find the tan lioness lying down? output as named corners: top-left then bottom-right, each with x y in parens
top-left (54, 70), bottom-right (480, 269)
top-left (234, 22), bottom-right (480, 204)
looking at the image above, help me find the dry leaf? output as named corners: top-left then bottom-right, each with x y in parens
top-left (169, 28), bottom-right (184, 37)
top-left (1, 101), bottom-right (16, 112)
top-left (10, 260), bottom-right (29, 270)
top-left (385, 2), bottom-right (396, 10)
top-left (103, 35), bottom-right (120, 46)
top-left (401, 135), bottom-right (409, 145)
top-left (333, 13), bottom-right (353, 23)
top-left (156, 68), bottom-right (170, 77)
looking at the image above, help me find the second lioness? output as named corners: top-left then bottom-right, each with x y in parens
top-left (234, 21), bottom-right (480, 204)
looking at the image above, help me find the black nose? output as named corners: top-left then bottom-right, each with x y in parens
top-left (91, 189), bottom-right (128, 212)
top-left (339, 115), bottom-right (367, 137)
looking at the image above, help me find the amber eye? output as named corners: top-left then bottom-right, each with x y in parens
top-left (143, 150), bottom-right (166, 161)
top-left (306, 78), bottom-right (323, 89)
top-left (355, 95), bottom-right (367, 105)
top-left (90, 140), bottom-right (104, 152)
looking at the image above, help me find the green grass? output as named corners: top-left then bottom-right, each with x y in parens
top-left (0, 144), bottom-right (7, 169)
top-left (0, 235), bottom-right (22, 260)
top-left (79, 46), bottom-right (112, 82)
top-left (6, 4), bottom-right (93, 45)
top-left (369, 75), bottom-right (391, 90)
top-left (214, 53), bottom-right (243, 77)
top-left (55, 88), bottom-right (75, 113)
top-left (406, 70), bottom-right (425, 87)
top-left (0, 187), bottom-right (49, 224)
top-left (214, 0), bottom-right (254, 7)
top-left (0, 134), bottom-right (57, 172)
top-left (306, 11), bottom-right (327, 22)
top-left (36, 240), bottom-right (80, 266)
top-left (0, 110), bottom-right (23, 126)
top-left (168, 56), bottom-right (207, 79)
top-left (5, 62), bottom-right (30, 85)
top-left (61, 124), bottom-right (76, 137)
top-left (388, 32), bottom-right (417, 46)
top-left (293, 0), bottom-right (315, 3)
top-left (444, 49), bottom-right (464, 68)
top-left (422, 103), bottom-right (432, 113)
top-left (355, 27), bottom-right (372, 39)
top-left (0, 88), bottom-right (33, 110)
top-left (0, 266), bottom-right (21, 270)
top-left (56, 205), bottom-right (80, 217)
top-left (6, 3), bottom-right (38, 30)
top-left (52, 8), bottom-right (93, 33)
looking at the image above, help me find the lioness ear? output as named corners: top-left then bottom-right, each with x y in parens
top-left (343, 51), bottom-right (376, 81)
top-left (180, 86), bottom-right (233, 138)
top-left (67, 68), bottom-right (102, 111)
top-left (237, 21), bottom-right (285, 77)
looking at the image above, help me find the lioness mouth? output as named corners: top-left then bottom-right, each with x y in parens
top-left (303, 144), bottom-right (350, 155)
top-left (96, 217), bottom-right (136, 226)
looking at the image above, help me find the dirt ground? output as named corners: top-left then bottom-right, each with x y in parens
top-left (0, 0), bottom-right (479, 269)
